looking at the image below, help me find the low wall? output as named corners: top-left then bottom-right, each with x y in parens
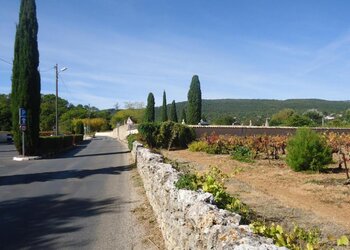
top-left (132, 142), bottom-right (284, 250)
top-left (190, 125), bottom-right (350, 138)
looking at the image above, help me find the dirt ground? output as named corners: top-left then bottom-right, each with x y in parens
top-left (162, 149), bottom-right (350, 243)
top-left (130, 166), bottom-right (166, 250)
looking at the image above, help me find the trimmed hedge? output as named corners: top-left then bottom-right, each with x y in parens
top-left (39, 134), bottom-right (84, 156)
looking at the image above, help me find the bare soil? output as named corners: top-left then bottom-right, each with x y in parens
top-left (162, 149), bottom-right (350, 243)
top-left (130, 166), bottom-right (166, 250)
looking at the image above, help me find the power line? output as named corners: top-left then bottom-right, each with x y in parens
top-left (39, 66), bottom-right (55, 73)
top-left (0, 57), bottom-right (12, 65)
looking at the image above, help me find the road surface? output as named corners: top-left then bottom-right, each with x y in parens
top-left (0, 137), bottom-right (147, 250)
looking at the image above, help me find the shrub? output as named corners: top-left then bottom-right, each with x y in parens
top-left (170, 123), bottom-right (196, 149)
top-left (139, 121), bottom-right (195, 149)
top-left (127, 133), bottom-right (139, 150)
top-left (230, 145), bottom-right (254, 163)
top-left (138, 122), bottom-right (160, 148)
top-left (175, 173), bottom-right (199, 190)
top-left (286, 128), bottom-right (332, 171)
top-left (188, 141), bottom-right (209, 152)
top-left (74, 120), bottom-right (84, 134)
top-left (175, 167), bottom-right (253, 224)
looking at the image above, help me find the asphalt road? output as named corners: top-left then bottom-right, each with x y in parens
top-left (0, 137), bottom-right (146, 250)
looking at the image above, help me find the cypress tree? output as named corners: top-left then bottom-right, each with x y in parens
top-left (169, 100), bottom-right (178, 123)
top-left (181, 108), bottom-right (187, 124)
top-left (187, 75), bottom-right (202, 124)
top-left (145, 92), bottom-right (155, 122)
top-left (161, 90), bottom-right (168, 122)
top-left (11, 0), bottom-right (41, 155)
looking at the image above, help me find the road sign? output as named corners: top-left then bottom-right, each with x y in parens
top-left (20, 108), bottom-right (27, 118)
top-left (20, 117), bottom-right (26, 126)
top-left (20, 125), bottom-right (26, 131)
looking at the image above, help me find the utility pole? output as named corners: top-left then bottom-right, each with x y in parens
top-left (55, 64), bottom-right (59, 136)
top-left (54, 64), bottom-right (67, 136)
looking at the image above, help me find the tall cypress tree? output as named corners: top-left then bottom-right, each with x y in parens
top-left (169, 100), bottom-right (178, 123)
top-left (11, 0), bottom-right (41, 155)
top-left (187, 75), bottom-right (202, 124)
top-left (145, 92), bottom-right (155, 122)
top-left (181, 108), bottom-right (187, 124)
top-left (161, 90), bottom-right (168, 122)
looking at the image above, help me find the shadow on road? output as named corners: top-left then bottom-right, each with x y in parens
top-left (0, 164), bottom-right (133, 186)
top-left (60, 150), bottom-right (131, 159)
top-left (0, 194), bottom-right (120, 249)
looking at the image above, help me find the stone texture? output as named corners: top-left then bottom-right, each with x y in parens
top-left (132, 141), bottom-right (286, 250)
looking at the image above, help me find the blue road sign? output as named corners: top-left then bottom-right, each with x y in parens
top-left (20, 117), bottom-right (27, 126)
top-left (20, 108), bottom-right (27, 118)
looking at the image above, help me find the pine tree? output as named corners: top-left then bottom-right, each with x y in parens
top-left (169, 100), bottom-right (178, 123)
top-left (11, 0), bottom-right (41, 155)
top-left (181, 108), bottom-right (187, 124)
top-left (161, 90), bottom-right (168, 122)
top-left (187, 75), bottom-right (202, 124)
top-left (145, 92), bottom-right (155, 122)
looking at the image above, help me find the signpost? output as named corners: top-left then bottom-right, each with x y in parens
top-left (19, 108), bottom-right (26, 156)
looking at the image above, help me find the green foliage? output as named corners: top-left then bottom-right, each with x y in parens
top-left (145, 92), bottom-right (155, 122)
top-left (164, 99), bottom-right (350, 127)
top-left (250, 222), bottom-right (320, 250)
top-left (161, 91), bottom-right (168, 122)
top-left (337, 235), bottom-right (349, 246)
top-left (175, 167), bottom-right (253, 224)
top-left (175, 173), bottom-right (199, 190)
top-left (0, 94), bottom-right (11, 131)
top-left (286, 114), bottom-right (314, 127)
top-left (303, 109), bottom-right (323, 126)
top-left (38, 134), bottom-right (83, 156)
top-left (40, 94), bottom-right (69, 131)
top-left (127, 133), bottom-right (139, 150)
top-left (158, 121), bottom-right (195, 149)
top-left (230, 145), bottom-right (254, 163)
top-left (286, 128), bottom-right (332, 171)
top-left (110, 108), bottom-right (145, 128)
top-left (270, 109), bottom-right (296, 126)
top-left (188, 141), bottom-right (209, 152)
top-left (138, 121), bottom-right (195, 149)
top-left (169, 100), bottom-right (178, 122)
top-left (187, 75), bottom-right (202, 124)
top-left (138, 122), bottom-right (161, 148)
top-left (213, 115), bottom-right (235, 125)
top-left (74, 120), bottom-right (84, 134)
top-left (11, 0), bottom-right (41, 155)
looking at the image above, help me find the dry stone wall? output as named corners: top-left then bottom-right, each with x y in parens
top-left (132, 142), bottom-right (286, 250)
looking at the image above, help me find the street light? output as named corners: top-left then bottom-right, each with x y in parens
top-left (54, 64), bottom-right (68, 136)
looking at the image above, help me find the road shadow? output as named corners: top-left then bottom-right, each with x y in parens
top-left (0, 194), bottom-right (120, 249)
top-left (44, 140), bottom-right (92, 159)
top-left (0, 164), bottom-right (133, 186)
top-left (60, 150), bottom-right (131, 159)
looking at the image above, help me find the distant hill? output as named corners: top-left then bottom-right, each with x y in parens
top-left (156, 99), bottom-right (350, 125)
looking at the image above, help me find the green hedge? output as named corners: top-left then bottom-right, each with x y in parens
top-left (138, 121), bottom-right (195, 149)
top-left (39, 134), bottom-right (84, 156)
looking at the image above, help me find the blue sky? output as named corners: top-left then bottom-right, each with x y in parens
top-left (1, 0), bottom-right (350, 109)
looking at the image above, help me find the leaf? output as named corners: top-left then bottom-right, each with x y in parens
top-left (337, 235), bottom-right (349, 246)
top-left (306, 243), bottom-right (314, 250)
top-left (276, 225), bottom-right (284, 234)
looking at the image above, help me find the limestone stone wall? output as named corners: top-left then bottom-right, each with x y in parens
top-left (132, 142), bottom-right (286, 250)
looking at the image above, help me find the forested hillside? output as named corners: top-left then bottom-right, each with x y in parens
top-left (156, 99), bottom-right (350, 125)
